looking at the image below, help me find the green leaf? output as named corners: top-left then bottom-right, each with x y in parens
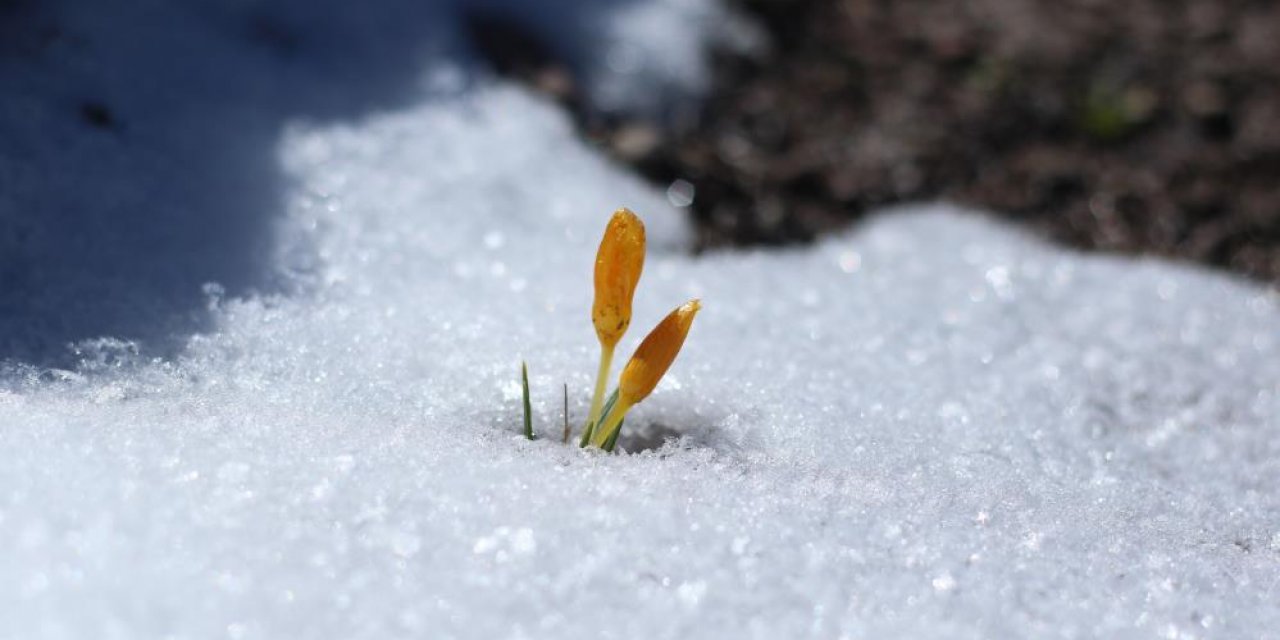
top-left (602, 418), bottom-right (623, 453)
top-left (521, 361), bottom-right (534, 440)
top-left (561, 383), bottom-right (570, 444)
top-left (580, 387), bottom-right (620, 448)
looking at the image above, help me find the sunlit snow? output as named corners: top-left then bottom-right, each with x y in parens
top-left (1, 1), bottom-right (1278, 638)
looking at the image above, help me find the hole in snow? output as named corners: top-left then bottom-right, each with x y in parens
top-left (613, 421), bottom-right (711, 455)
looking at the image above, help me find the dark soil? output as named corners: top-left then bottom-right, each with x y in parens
top-left (470, 0), bottom-right (1280, 284)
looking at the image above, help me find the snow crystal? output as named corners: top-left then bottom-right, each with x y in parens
top-left (2, 0), bottom-right (1279, 638)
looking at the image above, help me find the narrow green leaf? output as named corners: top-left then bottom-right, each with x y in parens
top-left (602, 418), bottom-right (623, 453)
top-left (521, 361), bottom-right (534, 440)
top-left (580, 387), bottom-right (619, 448)
top-left (561, 383), bottom-right (570, 444)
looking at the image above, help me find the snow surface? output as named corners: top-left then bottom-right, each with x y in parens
top-left (2, 1), bottom-right (1279, 639)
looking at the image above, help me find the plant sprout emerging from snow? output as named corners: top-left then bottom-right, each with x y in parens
top-left (522, 208), bottom-right (701, 452)
top-left (588, 299), bottom-right (700, 449)
top-left (585, 208), bottom-right (646, 437)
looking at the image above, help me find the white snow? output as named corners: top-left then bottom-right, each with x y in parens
top-left (2, 1), bottom-right (1279, 639)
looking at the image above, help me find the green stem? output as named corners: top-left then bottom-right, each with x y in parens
top-left (579, 344), bottom-right (614, 446)
top-left (590, 397), bottom-right (633, 449)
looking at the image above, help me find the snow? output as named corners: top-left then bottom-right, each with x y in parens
top-left (2, 0), bottom-right (1279, 638)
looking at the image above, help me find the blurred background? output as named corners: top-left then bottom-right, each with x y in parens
top-left (476, 0), bottom-right (1280, 283)
top-left (2, 0), bottom-right (1277, 367)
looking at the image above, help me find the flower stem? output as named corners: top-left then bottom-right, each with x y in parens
top-left (590, 397), bottom-right (633, 450)
top-left (580, 344), bottom-right (614, 446)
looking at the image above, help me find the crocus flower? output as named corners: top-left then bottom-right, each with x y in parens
top-left (581, 208), bottom-right (646, 444)
top-left (592, 208), bottom-right (646, 348)
top-left (590, 299), bottom-right (701, 449)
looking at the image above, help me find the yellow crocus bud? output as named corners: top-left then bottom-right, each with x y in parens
top-left (592, 208), bottom-right (646, 349)
top-left (591, 299), bottom-right (701, 449)
top-left (581, 208), bottom-right (647, 445)
top-left (618, 299), bottom-right (701, 405)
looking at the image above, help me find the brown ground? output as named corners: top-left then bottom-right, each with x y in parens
top-left (473, 0), bottom-right (1280, 284)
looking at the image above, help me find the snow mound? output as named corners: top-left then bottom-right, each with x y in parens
top-left (0, 0), bottom-right (732, 366)
top-left (2, 1), bottom-right (1279, 638)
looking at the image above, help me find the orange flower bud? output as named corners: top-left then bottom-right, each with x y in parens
top-left (618, 299), bottom-right (701, 405)
top-left (589, 299), bottom-right (701, 449)
top-left (592, 208), bottom-right (646, 349)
